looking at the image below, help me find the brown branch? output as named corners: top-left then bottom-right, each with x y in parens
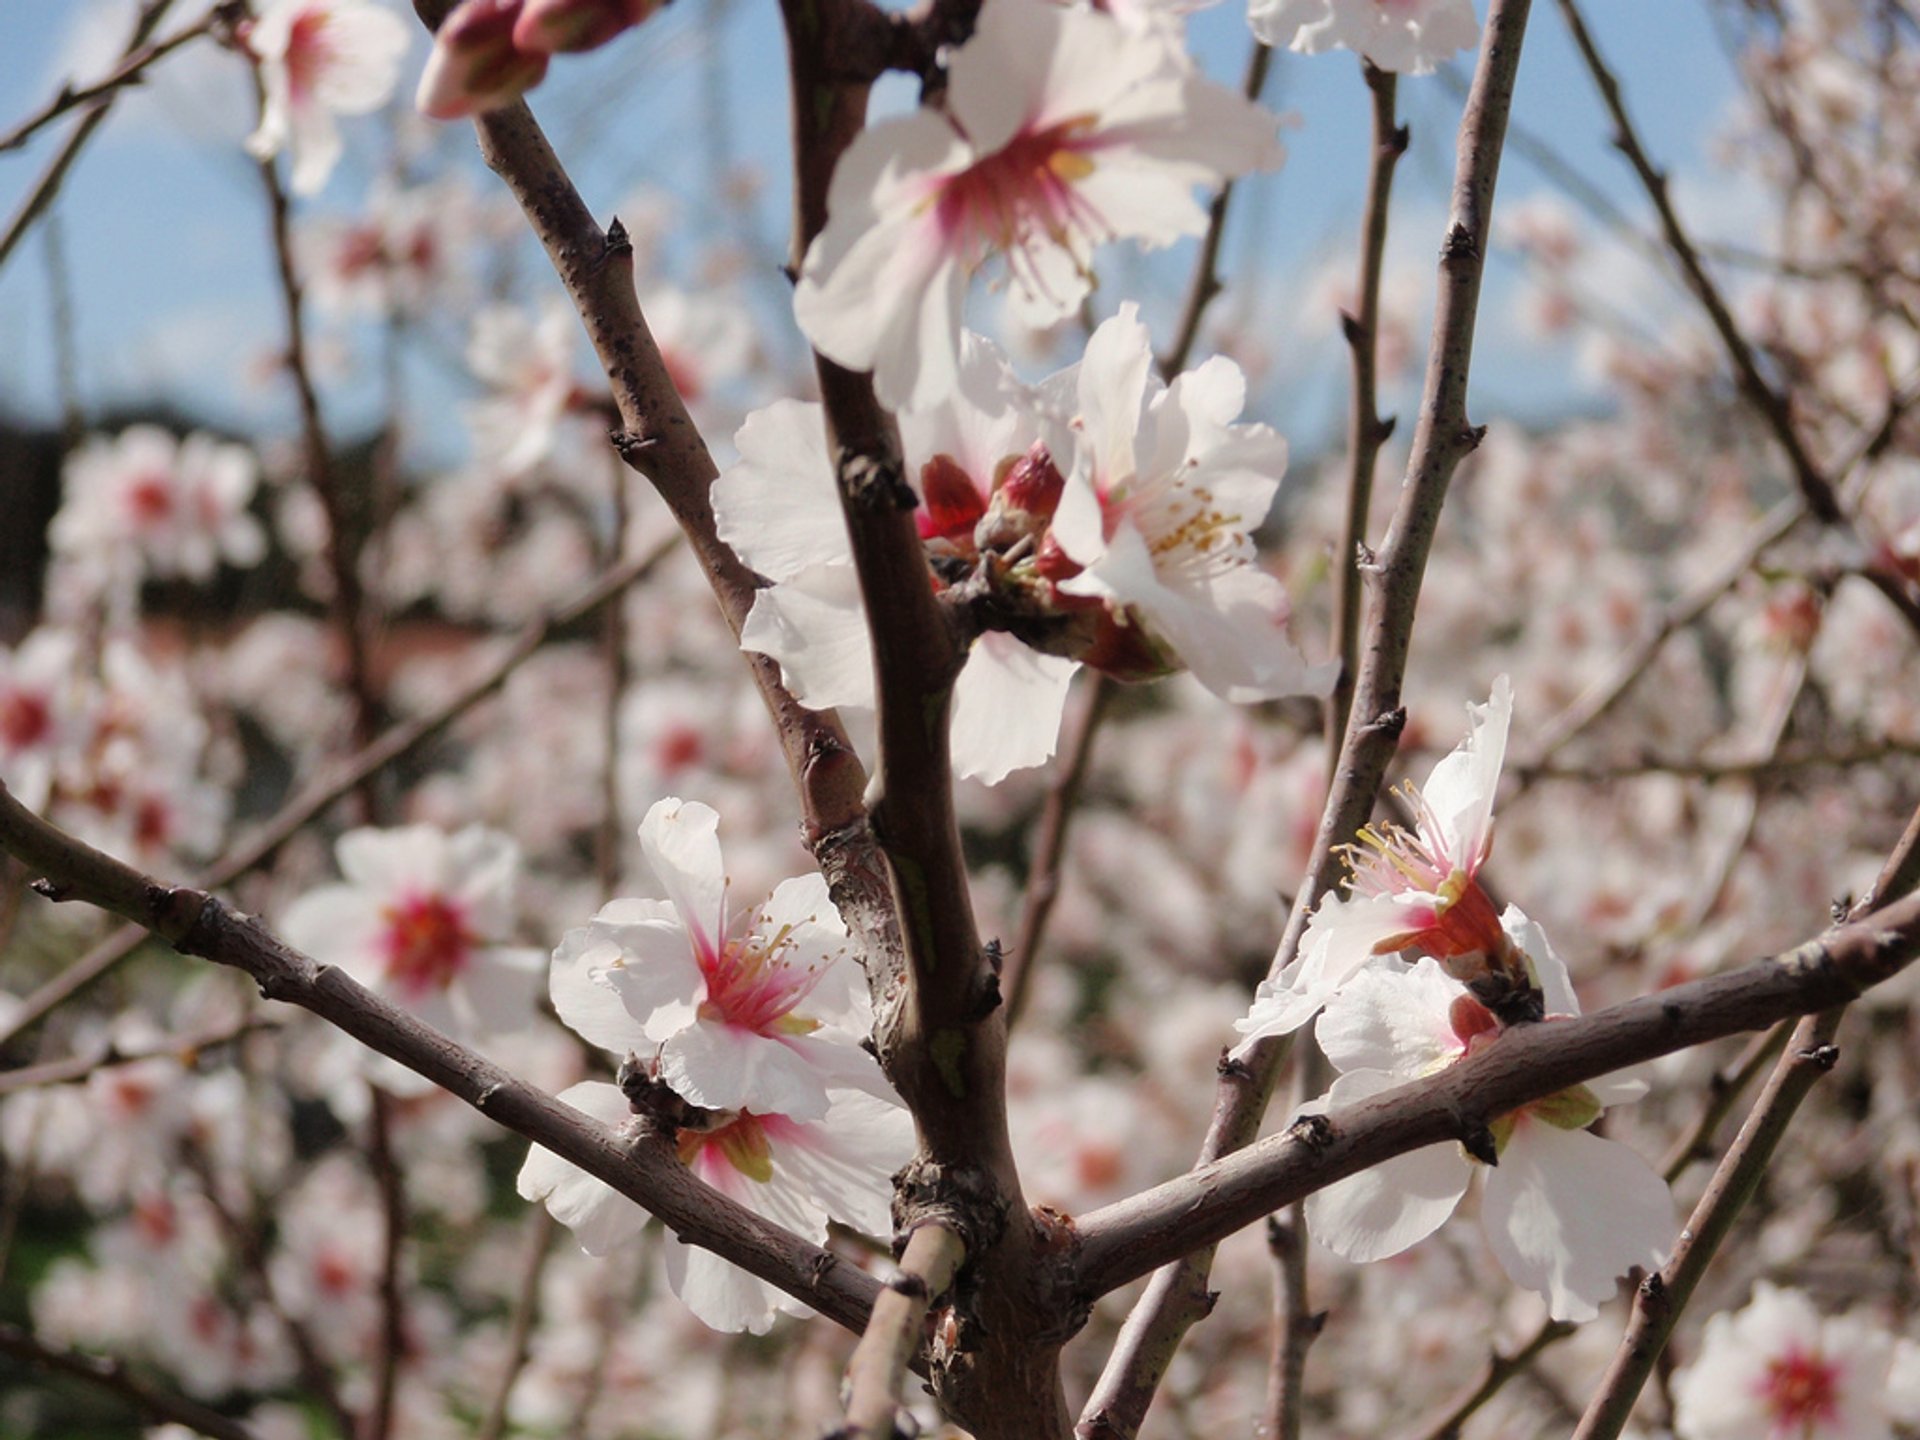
top-left (0, 1017), bottom-right (273, 1095)
top-left (1256, 1210), bottom-right (1316, 1440)
top-left (1079, 5), bottom-right (1536, 1432)
top-left (1412, 1314), bottom-right (1574, 1440)
top-left (1569, 1008), bottom-right (1844, 1440)
top-left (1570, 800), bottom-right (1920, 1438)
top-left (0, 7), bottom-right (217, 154)
top-left (1070, 886), bottom-right (1920, 1299)
top-left (363, 1089), bottom-right (407, 1440)
top-left (0, 0), bottom-right (180, 272)
top-left (0, 535), bottom-right (677, 1055)
top-left (1326, 60), bottom-right (1406, 762)
top-left (0, 1322), bottom-right (260, 1440)
top-left (474, 1209), bottom-right (559, 1440)
top-left (1516, 736), bottom-right (1920, 785)
top-left (1003, 676), bottom-right (1111, 1028)
top-left (838, 1222), bottom-right (967, 1439)
top-left (252, 112), bottom-right (382, 769)
top-left (0, 783), bottom-right (886, 1336)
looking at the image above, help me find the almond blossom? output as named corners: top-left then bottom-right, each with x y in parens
top-left (1300, 914), bottom-right (1674, 1322)
top-left (1672, 1283), bottom-right (1899, 1440)
top-left (243, 0), bottom-right (411, 196)
top-left (1039, 304), bottom-right (1333, 702)
top-left (1249, 0), bottom-right (1481, 75)
top-left (712, 337), bottom-right (1079, 784)
top-left (51, 426), bottom-right (268, 597)
top-left (518, 1078), bottom-right (911, 1333)
top-left (280, 825), bottom-right (545, 1086)
top-left (1236, 676), bottom-right (1518, 1045)
top-left (0, 630), bottom-right (82, 813)
top-left (791, 0), bottom-right (1284, 411)
top-left (550, 798), bottom-right (890, 1120)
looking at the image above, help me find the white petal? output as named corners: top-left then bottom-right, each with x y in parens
top-left (712, 402), bottom-right (845, 583)
top-left (517, 1082), bottom-right (648, 1256)
top-left (1419, 676), bottom-right (1513, 870)
top-left (639, 798), bottom-right (728, 960)
top-left (1480, 1120), bottom-right (1674, 1323)
top-left (738, 568), bottom-right (876, 712)
top-left (950, 635), bottom-right (1078, 784)
top-left (1305, 1071), bottom-right (1470, 1262)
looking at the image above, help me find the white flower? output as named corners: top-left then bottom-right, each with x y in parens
top-left (280, 825), bottom-right (544, 1085)
top-left (1249, 0), bottom-right (1480, 75)
top-left (52, 426), bottom-right (267, 592)
top-left (0, 630), bottom-right (83, 813)
top-left (550, 798), bottom-right (889, 1121)
top-left (1672, 1283), bottom-right (1897, 1440)
top-left (518, 1079), bottom-right (911, 1333)
top-left (792, 0), bottom-right (1282, 411)
top-left (464, 300), bottom-right (586, 479)
top-left (1041, 304), bottom-right (1332, 703)
top-left (245, 0), bottom-right (411, 196)
top-left (1301, 912), bottom-right (1674, 1322)
top-left (713, 339), bottom-right (1079, 784)
top-left (1236, 676), bottom-right (1514, 1046)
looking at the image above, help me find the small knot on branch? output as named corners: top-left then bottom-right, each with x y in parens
top-left (1363, 705), bottom-right (1407, 740)
top-left (838, 451), bottom-right (916, 514)
top-left (602, 216), bottom-right (632, 259)
top-left (1285, 1113), bottom-right (1336, 1151)
top-left (1797, 1042), bottom-right (1840, 1071)
top-left (1459, 1117), bottom-right (1499, 1166)
top-left (29, 877), bottom-right (72, 902)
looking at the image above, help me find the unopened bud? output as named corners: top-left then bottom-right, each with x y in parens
top-left (514, 0), bottom-right (660, 54)
top-left (416, 0), bottom-right (550, 120)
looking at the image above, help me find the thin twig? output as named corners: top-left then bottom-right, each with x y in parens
top-left (0, 1322), bottom-right (260, 1440)
top-left (1327, 60), bottom-right (1407, 763)
top-left (1412, 1315), bottom-right (1574, 1440)
top-left (839, 1223), bottom-right (967, 1439)
top-left (1516, 736), bottom-right (1920, 785)
top-left (1081, 5), bottom-right (1537, 1432)
top-left (473, 1209), bottom-right (560, 1440)
top-left (1004, 676), bottom-right (1111, 1027)
top-left (363, 1088), bottom-right (407, 1440)
top-left (0, 8), bottom-right (216, 154)
top-left (0, 534), bottom-right (677, 1054)
top-left (252, 104), bottom-right (382, 769)
top-left (0, 0), bottom-right (180, 272)
top-left (1568, 1008), bottom-right (1845, 1440)
top-left (1555, 0), bottom-right (1920, 639)
top-left (1256, 1209), bottom-right (1316, 1440)
top-left (0, 1017), bottom-right (274, 1096)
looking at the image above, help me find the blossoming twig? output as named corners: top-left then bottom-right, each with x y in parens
top-left (1083, 3), bottom-right (1536, 1431)
top-left (0, 782), bottom-right (887, 1337)
top-left (1070, 884), bottom-right (1920, 1299)
top-left (0, 1320), bottom-right (261, 1440)
top-left (473, 1209), bottom-right (560, 1440)
top-left (0, 534), bottom-right (677, 1055)
top-left (838, 1222), bottom-right (966, 1440)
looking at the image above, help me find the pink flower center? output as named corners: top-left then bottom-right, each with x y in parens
top-left (696, 924), bottom-right (820, 1037)
top-left (1759, 1347), bottom-right (1841, 1431)
top-left (932, 115), bottom-right (1104, 299)
top-left (655, 725), bottom-right (705, 774)
top-left (1347, 787), bottom-right (1506, 964)
top-left (379, 892), bottom-right (474, 996)
top-left (0, 689), bottom-right (51, 750)
top-left (124, 472), bottom-right (176, 526)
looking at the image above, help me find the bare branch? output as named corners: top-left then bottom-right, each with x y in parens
top-left (0, 5), bottom-right (216, 155)
top-left (0, 783), bottom-right (886, 1335)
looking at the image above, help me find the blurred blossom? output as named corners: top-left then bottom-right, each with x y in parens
top-left (243, 0), bottom-right (411, 195)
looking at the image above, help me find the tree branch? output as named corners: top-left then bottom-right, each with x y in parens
top-left (1080, 4), bottom-right (1535, 1431)
top-left (0, 4), bottom-right (214, 154)
top-left (0, 783), bottom-right (886, 1336)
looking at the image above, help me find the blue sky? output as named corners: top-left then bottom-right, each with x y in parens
top-left (0, 1), bottom-right (1747, 462)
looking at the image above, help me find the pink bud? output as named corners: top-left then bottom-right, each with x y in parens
top-left (513, 0), bottom-right (658, 54)
top-left (997, 440), bottom-right (1065, 520)
top-left (917, 454), bottom-right (987, 545)
top-left (416, 0), bottom-right (550, 120)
